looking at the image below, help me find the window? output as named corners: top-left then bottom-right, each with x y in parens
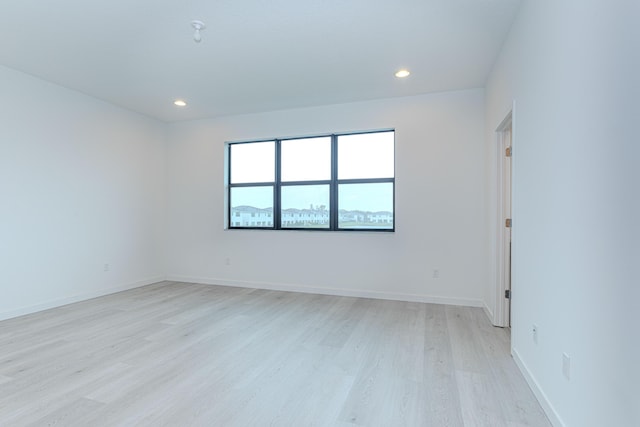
top-left (227, 130), bottom-right (394, 231)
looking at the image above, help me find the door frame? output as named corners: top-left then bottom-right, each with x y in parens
top-left (494, 109), bottom-right (513, 328)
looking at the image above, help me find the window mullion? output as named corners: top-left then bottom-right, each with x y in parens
top-left (227, 144), bottom-right (232, 228)
top-left (330, 135), bottom-right (338, 230)
top-left (274, 140), bottom-right (281, 230)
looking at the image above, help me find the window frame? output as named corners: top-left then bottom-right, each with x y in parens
top-left (227, 130), bottom-right (395, 232)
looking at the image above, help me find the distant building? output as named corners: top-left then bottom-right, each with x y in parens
top-left (231, 205), bottom-right (273, 227)
top-left (231, 206), bottom-right (392, 227)
top-left (281, 208), bottom-right (329, 227)
top-left (369, 211), bottom-right (394, 224)
top-left (338, 209), bottom-right (393, 225)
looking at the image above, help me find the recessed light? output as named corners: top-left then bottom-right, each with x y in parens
top-left (395, 69), bottom-right (411, 78)
top-left (174, 100), bottom-right (187, 107)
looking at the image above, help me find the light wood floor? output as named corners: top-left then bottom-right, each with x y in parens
top-left (0, 282), bottom-right (550, 426)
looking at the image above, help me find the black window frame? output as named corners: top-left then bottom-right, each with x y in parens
top-left (227, 130), bottom-right (395, 232)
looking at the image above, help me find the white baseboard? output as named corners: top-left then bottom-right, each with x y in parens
top-left (166, 275), bottom-right (484, 307)
top-left (0, 276), bottom-right (165, 322)
top-left (512, 348), bottom-right (565, 427)
top-left (482, 302), bottom-right (494, 323)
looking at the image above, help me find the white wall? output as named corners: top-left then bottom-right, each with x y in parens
top-left (485, 1), bottom-right (639, 426)
top-left (0, 65), bottom-right (167, 320)
top-left (165, 89), bottom-right (488, 306)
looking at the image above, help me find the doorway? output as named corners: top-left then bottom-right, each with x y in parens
top-left (495, 111), bottom-right (512, 328)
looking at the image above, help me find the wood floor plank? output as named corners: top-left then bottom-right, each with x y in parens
top-left (0, 282), bottom-right (551, 426)
top-left (25, 397), bottom-right (105, 427)
top-left (422, 303), bottom-right (465, 426)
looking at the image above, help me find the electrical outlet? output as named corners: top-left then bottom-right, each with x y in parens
top-left (225, 257), bottom-right (231, 266)
top-left (432, 269), bottom-right (439, 279)
top-left (103, 263), bottom-right (110, 272)
top-left (532, 324), bottom-right (538, 344)
top-left (562, 353), bottom-right (571, 380)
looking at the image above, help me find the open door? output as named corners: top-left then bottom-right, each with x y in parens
top-left (495, 112), bottom-right (512, 328)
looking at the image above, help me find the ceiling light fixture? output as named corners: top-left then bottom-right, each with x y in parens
top-left (395, 69), bottom-right (411, 78)
top-left (174, 99), bottom-right (187, 107)
top-left (191, 20), bottom-right (206, 43)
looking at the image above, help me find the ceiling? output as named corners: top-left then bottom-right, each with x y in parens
top-left (0, 0), bottom-right (521, 122)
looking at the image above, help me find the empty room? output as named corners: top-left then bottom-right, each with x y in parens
top-left (0, 1), bottom-right (637, 426)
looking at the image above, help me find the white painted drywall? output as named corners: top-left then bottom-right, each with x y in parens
top-left (165, 89), bottom-right (488, 306)
top-left (485, 1), bottom-right (639, 425)
top-left (0, 65), bottom-right (167, 320)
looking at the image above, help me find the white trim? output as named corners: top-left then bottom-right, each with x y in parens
top-left (166, 275), bottom-right (484, 307)
top-left (496, 107), bottom-right (513, 133)
top-left (0, 276), bottom-right (165, 322)
top-left (512, 348), bottom-right (565, 427)
top-left (483, 302), bottom-right (494, 322)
